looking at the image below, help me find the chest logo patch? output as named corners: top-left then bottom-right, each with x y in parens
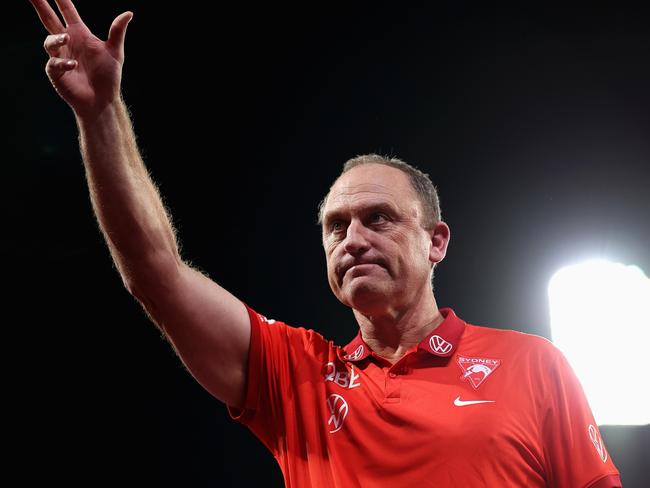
top-left (457, 356), bottom-right (501, 389)
top-left (323, 362), bottom-right (361, 389)
top-left (326, 394), bottom-right (349, 434)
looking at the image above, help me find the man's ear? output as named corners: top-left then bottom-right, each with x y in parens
top-left (429, 221), bottom-right (451, 265)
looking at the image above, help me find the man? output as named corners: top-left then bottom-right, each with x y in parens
top-left (31, 1), bottom-right (622, 486)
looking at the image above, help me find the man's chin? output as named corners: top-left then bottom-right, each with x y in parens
top-left (340, 285), bottom-right (391, 314)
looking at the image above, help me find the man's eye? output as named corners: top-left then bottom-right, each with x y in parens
top-left (369, 213), bottom-right (388, 224)
top-left (330, 222), bottom-right (343, 232)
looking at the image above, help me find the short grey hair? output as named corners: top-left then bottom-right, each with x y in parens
top-left (317, 154), bottom-right (442, 229)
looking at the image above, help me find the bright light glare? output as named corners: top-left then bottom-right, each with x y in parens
top-left (548, 259), bottom-right (650, 425)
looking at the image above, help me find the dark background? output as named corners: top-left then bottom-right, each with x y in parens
top-left (9, 1), bottom-right (649, 486)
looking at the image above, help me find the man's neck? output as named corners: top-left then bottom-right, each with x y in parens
top-left (352, 294), bottom-right (444, 364)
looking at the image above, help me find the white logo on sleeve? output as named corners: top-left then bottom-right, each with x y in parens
top-left (257, 313), bottom-right (276, 325)
top-left (327, 394), bottom-right (349, 433)
top-left (588, 424), bottom-right (608, 463)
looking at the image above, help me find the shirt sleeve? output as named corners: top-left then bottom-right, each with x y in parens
top-left (226, 304), bottom-right (318, 456)
top-left (540, 343), bottom-right (622, 488)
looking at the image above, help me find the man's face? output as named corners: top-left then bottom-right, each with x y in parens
top-left (321, 164), bottom-right (442, 315)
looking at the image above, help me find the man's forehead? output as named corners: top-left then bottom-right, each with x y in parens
top-left (323, 165), bottom-right (419, 217)
top-left (329, 164), bottom-right (412, 197)
top-left (328, 182), bottom-right (396, 201)
top-left (323, 189), bottom-right (398, 219)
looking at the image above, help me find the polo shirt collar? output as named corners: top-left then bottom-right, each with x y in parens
top-left (342, 307), bottom-right (466, 362)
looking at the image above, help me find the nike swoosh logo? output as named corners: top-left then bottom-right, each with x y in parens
top-left (454, 396), bottom-right (496, 407)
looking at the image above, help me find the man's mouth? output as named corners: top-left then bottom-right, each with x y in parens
top-left (347, 263), bottom-right (378, 273)
top-left (340, 260), bottom-right (384, 280)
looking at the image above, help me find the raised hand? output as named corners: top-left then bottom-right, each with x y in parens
top-left (30, 0), bottom-right (133, 118)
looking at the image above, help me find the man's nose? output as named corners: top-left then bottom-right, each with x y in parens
top-left (343, 220), bottom-right (371, 255)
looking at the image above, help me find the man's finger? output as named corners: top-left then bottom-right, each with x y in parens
top-left (43, 33), bottom-right (69, 56)
top-left (30, 0), bottom-right (65, 34)
top-left (53, 0), bottom-right (82, 26)
top-left (45, 56), bottom-right (77, 81)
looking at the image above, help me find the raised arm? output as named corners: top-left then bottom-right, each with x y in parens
top-left (30, 0), bottom-right (251, 408)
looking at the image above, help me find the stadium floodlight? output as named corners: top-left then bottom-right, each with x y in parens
top-left (548, 258), bottom-right (650, 425)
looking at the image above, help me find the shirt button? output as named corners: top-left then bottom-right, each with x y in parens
top-left (388, 372), bottom-right (397, 378)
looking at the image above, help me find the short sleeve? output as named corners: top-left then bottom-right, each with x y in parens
top-left (226, 304), bottom-right (319, 456)
top-left (541, 344), bottom-right (622, 488)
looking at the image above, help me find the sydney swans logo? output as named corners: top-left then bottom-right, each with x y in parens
top-left (456, 356), bottom-right (501, 389)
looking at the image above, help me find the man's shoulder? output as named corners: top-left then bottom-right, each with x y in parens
top-left (465, 322), bottom-right (550, 341)
top-left (463, 321), bottom-right (558, 356)
top-left (249, 307), bottom-right (338, 353)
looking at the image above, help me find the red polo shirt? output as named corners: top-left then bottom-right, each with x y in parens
top-left (228, 306), bottom-right (621, 487)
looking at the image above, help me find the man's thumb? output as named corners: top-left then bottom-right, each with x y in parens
top-left (107, 11), bottom-right (134, 52)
